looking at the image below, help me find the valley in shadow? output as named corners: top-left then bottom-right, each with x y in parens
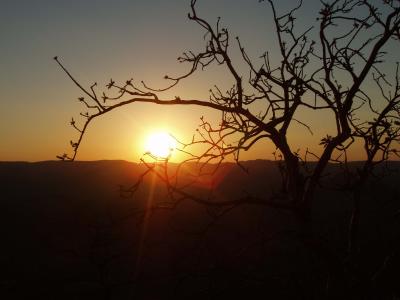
top-left (0, 160), bottom-right (399, 299)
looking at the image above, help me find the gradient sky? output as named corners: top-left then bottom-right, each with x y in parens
top-left (0, 0), bottom-right (396, 162)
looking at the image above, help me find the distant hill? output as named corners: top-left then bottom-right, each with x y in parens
top-left (0, 160), bottom-right (399, 299)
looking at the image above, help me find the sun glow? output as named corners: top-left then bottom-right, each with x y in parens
top-left (144, 131), bottom-right (177, 159)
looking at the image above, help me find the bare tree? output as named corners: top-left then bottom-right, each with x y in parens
top-left (55, 0), bottom-right (400, 297)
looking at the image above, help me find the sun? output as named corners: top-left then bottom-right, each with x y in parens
top-left (144, 131), bottom-right (177, 159)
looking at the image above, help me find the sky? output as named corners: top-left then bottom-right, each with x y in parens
top-left (0, 0), bottom-right (397, 162)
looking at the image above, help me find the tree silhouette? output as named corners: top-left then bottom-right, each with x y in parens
top-left (56, 0), bottom-right (400, 298)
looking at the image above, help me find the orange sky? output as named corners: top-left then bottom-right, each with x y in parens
top-left (0, 0), bottom-right (398, 162)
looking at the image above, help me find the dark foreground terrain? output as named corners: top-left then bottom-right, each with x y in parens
top-left (0, 160), bottom-right (399, 299)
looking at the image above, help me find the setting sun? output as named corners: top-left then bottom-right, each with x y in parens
top-left (144, 132), bottom-right (177, 159)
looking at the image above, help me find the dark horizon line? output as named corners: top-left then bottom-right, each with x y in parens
top-left (1, 159), bottom-right (399, 164)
